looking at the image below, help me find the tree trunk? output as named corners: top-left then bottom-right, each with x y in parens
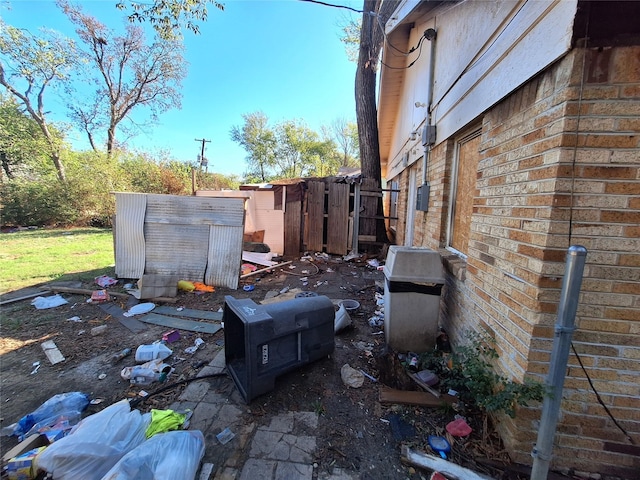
top-left (355, 0), bottom-right (396, 247)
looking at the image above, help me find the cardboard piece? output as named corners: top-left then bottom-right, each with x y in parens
top-left (41, 341), bottom-right (65, 365)
top-left (2, 434), bottom-right (49, 463)
top-left (5, 446), bottom-right (47, 479)
top-left (138, 274), bottom-right (179, 299)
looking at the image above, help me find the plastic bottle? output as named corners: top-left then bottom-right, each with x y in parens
top-left (135, 343), bottom-right (172, 363)
top-left (6, 392), bottom-right (90, 438)
top-left (112, 348), bottom-right (132, 363)
top-left (129, 367), bottom-right (160, 386)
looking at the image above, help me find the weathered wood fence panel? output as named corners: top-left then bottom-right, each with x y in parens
top-left (326, 182), bottom-right (350, 254)
top-left (306, 181), bottom-right (325, 252)
top-left (284, 200), bottom-right (302, 256)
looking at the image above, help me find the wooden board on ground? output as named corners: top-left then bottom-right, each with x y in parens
top-left (99, 303), bottom-right (148, 333)
top-left (379, 387), bottom-right (457, 407)
top-left (139, 313), bottom-right (222, 334)
top-left (153, 306), bottom-right (223, 321)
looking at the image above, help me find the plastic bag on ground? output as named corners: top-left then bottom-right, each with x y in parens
top-left (31, 294), bottom-right (68, 309)
top-left (101, 430), bottom-right (205, 480)
top-left (334, 304), bottom-right (352, 333)
top-left (35, 400), bottom-right (151, 480)
top-left (7, 392), bottom-right (90, 439)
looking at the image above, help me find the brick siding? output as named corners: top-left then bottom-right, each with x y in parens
top-left (390, 45), bottom-right (640, 476)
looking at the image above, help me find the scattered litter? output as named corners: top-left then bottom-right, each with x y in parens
top-left (91, 290), bottom-right (110, 303)
top-left (90, 399), bottom-right (103, 405)
top-left (162, 329), bottom-right (181, 343)
top-left (367, 259), bottom-right (380, 268)
top-left (36, 400), bottom-right (149, 479)
top-left (279, 286), bottom-right (290, 294)
top-left (301, 269), bottom-right (309, 274)
top-left (193, 282), bottom-right (215, 293)
top-left (95, 275), bottom-right (117, 288)
top-left (446, 417), bottom-right (472, 437)
top-left (300, 277), bottom-right (308, 282)
top-left (359, 369), bottom-right (378, 383)
top-left (334, 304), bottom-right (352, 333)
top-left (326, 267), bottom-right (334, 273)
top-left (199, 463), bottom-right (215, 480)
top-left (288, 265), bottom-right (296, 269)
top-left (145, 409), bottom-right (188, 438)
top-left (98, 373), bottom-right (107, 380)
top-left (343, 251), bottom-right (360, 261)
top-left (112, 348), bottom-right (132, 363)
top-left (216, 427), bottom-right (235, 445)
top-left (243, 285), bottom-right (255, 292)
top-left (428, 435), bottom-right (451, 459)
top-left (184, 338), bottom-right (205, 354)
top-left (66, 316), bottom-right (82, 322)
top-left (135, 343), bottom-right (172, 362)
top-left (3, 392), bottom-right (89, 439)
top-left (368, 316), bottom-right (384, 327)
top-left (241, 263), bottom-right (257, 276)
top-left (123, 302), bottom-right (156, 317)
top-left (340, 299), bottom-right (360, 312)
top-left (178, 280), bottom-right (195, 292)
top-left (30, 362), bottom-right (40, 375)
top-left (77, 330), bottom-right (85, 335)
top-left (91, 325), bottom-right (107, 336)
top-left (341, 364), bottom-right (364, 388)
top-left (31, 294), bottom-right (68, 310)
top-left (315, 252), bottom-right (329, 261)
top-left (41, 340), bottom-right (65, 365)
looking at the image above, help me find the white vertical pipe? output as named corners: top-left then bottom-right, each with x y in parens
top-left (530, 245), bottom-right (588, 480)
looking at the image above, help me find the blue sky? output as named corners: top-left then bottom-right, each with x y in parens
top-left (1, 0), bottom-right (361, 176)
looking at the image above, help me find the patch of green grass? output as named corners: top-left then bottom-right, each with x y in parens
top-left (0, 228), bottom-right (115, 295)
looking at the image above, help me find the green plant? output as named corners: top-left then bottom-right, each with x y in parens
top-left (445, 331), bottom-right (546, 417)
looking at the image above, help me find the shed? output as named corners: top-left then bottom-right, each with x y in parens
top-left (114, 192), bottom-right (246, 290)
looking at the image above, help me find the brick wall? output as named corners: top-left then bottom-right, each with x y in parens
top-left (394, 45), bottom-right (640, 476)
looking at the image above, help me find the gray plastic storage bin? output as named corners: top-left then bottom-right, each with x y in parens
top-left (223, 295), bottom-right (335, 403)
top-left (383, 246), bottom-right (445, 352)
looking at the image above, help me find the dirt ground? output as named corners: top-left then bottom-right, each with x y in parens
top-left (1, 254), bottom-right (531, 479)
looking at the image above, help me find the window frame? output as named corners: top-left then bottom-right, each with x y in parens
top-left (446, 127), bottom-right (482, 258)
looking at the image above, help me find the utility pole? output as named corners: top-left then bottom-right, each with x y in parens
top-left (195, 138), bottom-right (211, 171)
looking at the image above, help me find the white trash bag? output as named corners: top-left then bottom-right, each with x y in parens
top-left (35, 400), bottom-right (151, 480)
top-left (334, 304), bottom-right (352, 333)
top-left (101, 430), bottom-right (205, 480)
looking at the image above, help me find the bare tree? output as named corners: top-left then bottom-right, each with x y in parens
top-left (60, 1), bottom-right (187, 157)
top-left (0, 22), bottom-right (76, 182)
top-left (355, 0), bottom-right (396, 244)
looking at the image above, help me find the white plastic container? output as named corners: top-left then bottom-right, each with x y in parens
top-left (129, 366), bottom-right (160, 386)
top-left (135, 343), bottom-right (172, 363)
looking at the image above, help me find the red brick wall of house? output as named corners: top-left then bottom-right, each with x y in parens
top-left (390, 45), bottom-right (640, 476)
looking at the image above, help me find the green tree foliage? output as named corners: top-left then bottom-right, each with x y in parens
top-left (115, 0), bottom-right (225, 40)
top-left (230, 111), bottom-right (277, 183)
top-left (0, 20), bottom-right (77, 182)
top-left (0, 95), bottom-right (62, 180)
top-left (231, 113), bottom-right (349, 181)
top-left (60, 1), bottom-right (187, 157)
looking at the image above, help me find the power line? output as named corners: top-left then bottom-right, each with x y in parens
top-left (298, 0), bottom-right (366, 14)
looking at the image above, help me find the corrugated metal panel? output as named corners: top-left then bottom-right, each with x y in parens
top-left (144, 223), bottom-right (210, 280)
top-left (145, 194), bottom-right (245, 226)
top-left (114, 193), bottom-right (147, 278)
top-left (114, 193), bottom-right (245, 288)
top-left (205, 225), bottom-right (244, 289)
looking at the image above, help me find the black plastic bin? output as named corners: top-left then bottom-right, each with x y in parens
top-left (223, 295), bottom-right (335, 403)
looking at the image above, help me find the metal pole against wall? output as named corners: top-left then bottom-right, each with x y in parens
top-left (531, 245), bottom-right (588, 480)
